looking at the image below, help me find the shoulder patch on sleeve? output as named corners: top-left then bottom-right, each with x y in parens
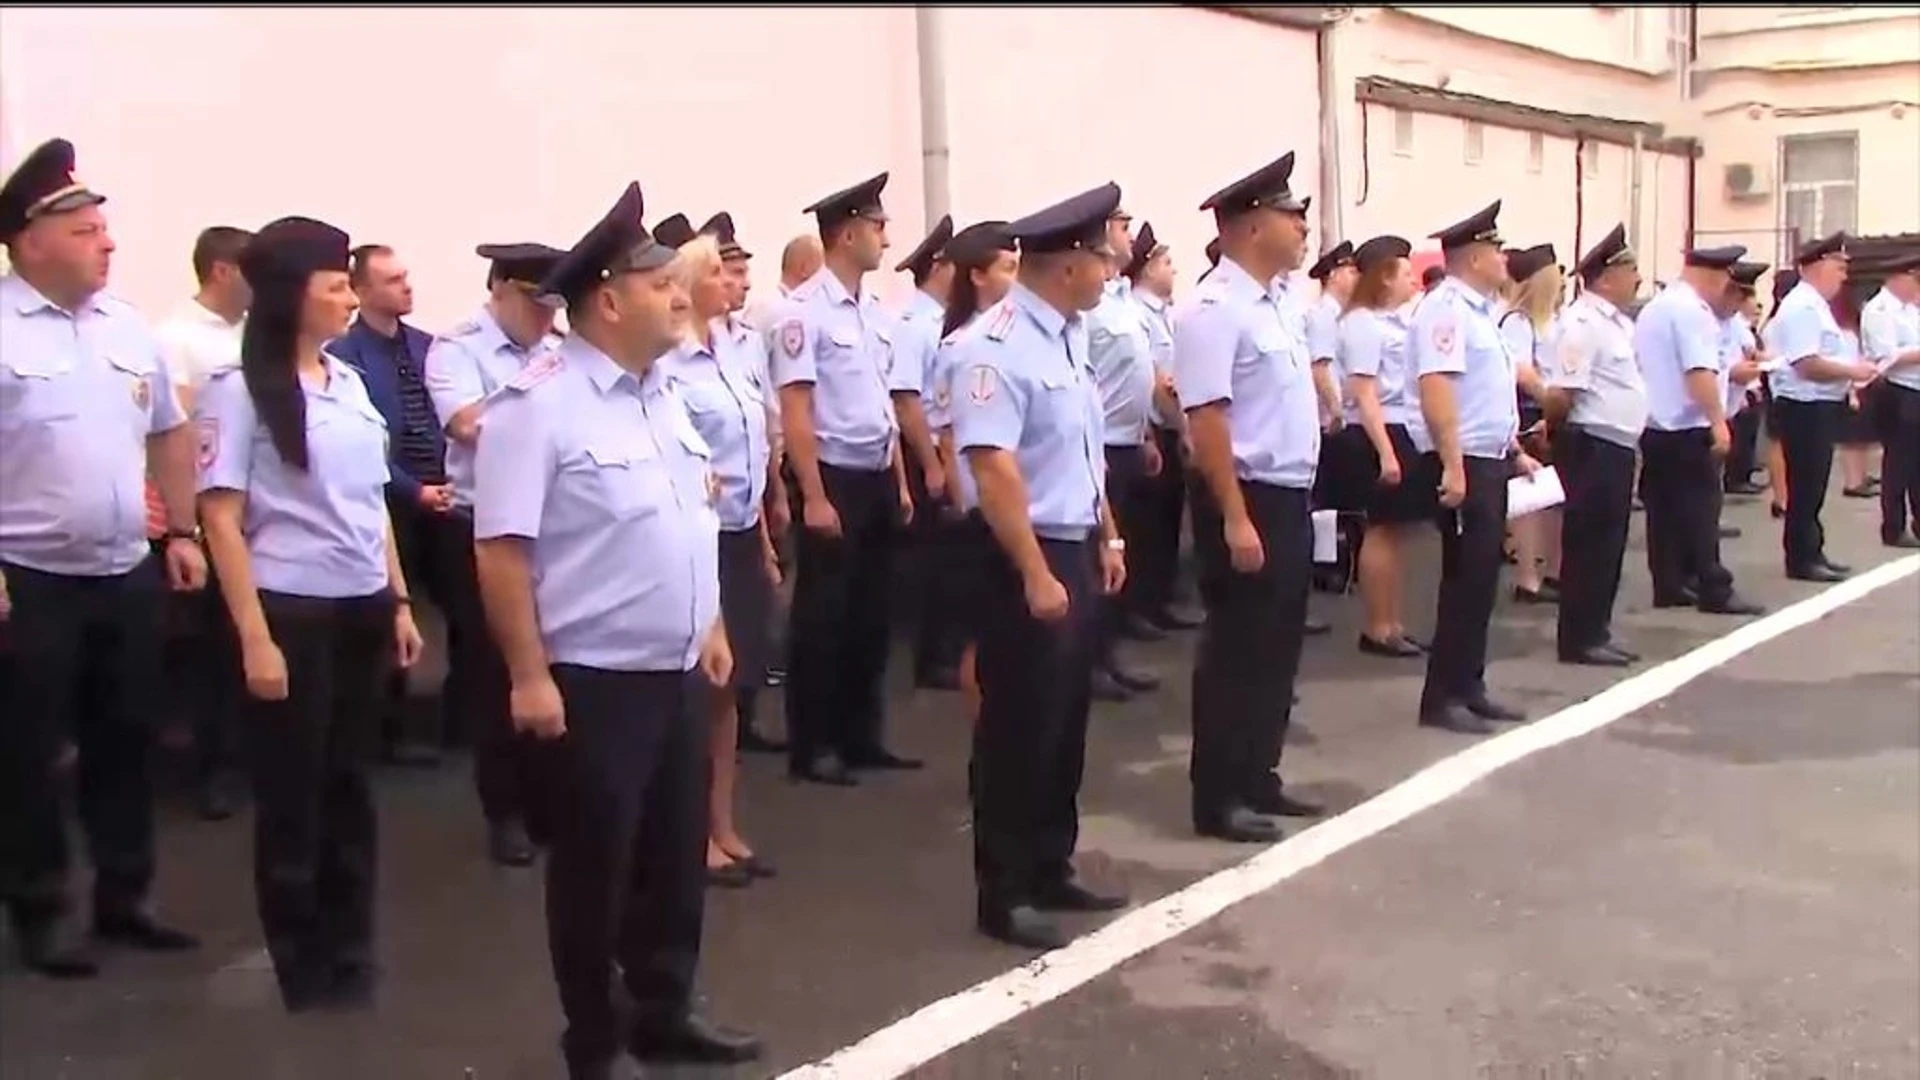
top-left (984, 301), bottom-right (1016, 342)
top-left (778, 318), bottom-right (806, 359)
top-left (506, 353), bottom-right (564, 392)
top-left (967, 364), bottom-right (998, 405)
top-left (1430, 314), bottom-right (1459, 354)
top-left (195, 416), bottom-right (220, 469)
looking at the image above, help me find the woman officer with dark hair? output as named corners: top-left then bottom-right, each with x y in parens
top-left (194, 216), bottom-right (424, 1012)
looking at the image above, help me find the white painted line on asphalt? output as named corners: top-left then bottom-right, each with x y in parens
top-left (779, 554), bottom-right (1920, 1080)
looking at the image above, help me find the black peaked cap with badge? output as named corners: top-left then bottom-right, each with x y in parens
top-left (1574, 225), bottom-right (1634, 281)
top-left (896, 213), bottom-right (954, 276)
top-left (1730, 260), bottom-right (1768, 292)
top-left (805, 172), bottom-right (889, 225)
top-left (652, 212), bottom-right (696, 251)
top-left (0, 137), bottom-right (107, 243)
top-left (1431, 200), bottom-right (1503, 252)
top-left (1308, 240), bottom-right (1355, 282)
top-left (1353, 235), bottom-right (1412, 274)
top-left (1505, 243), bottom-right (1558, 283)
top-left (539, 182), bottom-right (677, 308)
top-left (1683, 243), bottom-right (1747, 271)
top-left (1006, 182), bottom-right (1122, 256)
top-left (698, 212), bottom-right (751, 260)
top-left (1124, 221), bottom-right (1167, 280)
top-left (1201, 151), bottom-right (1309, 218)
top-left (239, 217), bottom-right (352, 292)
top-left (1794, 231), bottom-right (1848, 266)
top-left (476, 242), bottom-right (566, 287)
top-left (945, 220), bottom-right (1014, 271)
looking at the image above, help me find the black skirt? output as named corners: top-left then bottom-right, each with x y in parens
top-left (1321, 423), bottom-right (1437, 524)
top-left (1840, 384), bottom-right (1880, 445)
top-left (953, 511), bottom-right (995, 645)
top-left (717, 527), bottom-right (775, 691)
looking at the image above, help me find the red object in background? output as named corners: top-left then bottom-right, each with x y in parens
top-left (145, 481), bottom-right (166, 540)
top-left (1409, 248), bottom-right (1445, 289)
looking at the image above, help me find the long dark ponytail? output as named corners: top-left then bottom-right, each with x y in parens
top-left (941, 220), bottom-right (1013, 341)
top-left (240, 292), bottom-right (310, 471)
top-left (943, 272), bottom-right (981, 341)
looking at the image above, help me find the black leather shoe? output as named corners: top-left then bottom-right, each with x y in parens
top-left (94, 908), bottom-right (198, 952)
top-left (1885, 533), bottom-right (1920, 549)
top-left (628, 1013), bottom-right (764, 1065)
top-left (1652, 588), bottom-right (1700, 609)
top-left (13, 915), bottom-right (99, 978)
top-left (1420, 703), bottom-right (1494, 735)
top-left (488, 819), bottom-right (537, 867)
top-left (1786, 564), bottom-right (1846, 584)
top-left (1512, 584), bottom-right (1558, 605)
top-left (1195, 806), bottom-right (1285, 844)
top-left (1718, 524), bottom-right (1743, 540)
top-left (1033, 879), bottom-right (1128, 913)
top-left (1090, 668), bottom-right (1133, 703)
top-left (788, 757), bottom-right (858, 787)
top-left (978, 904), bottom-right (1070, 949)
top-left (1303, 613), bottom-right (1332, 635)
top-left (1148, 606), bottom-right (1204, 631)
top-left (1249, 787), bottom-right (1324, 818)
top-left (384, 741), bottom-right (442, 769)
top-left (1724, 480), bottom-right (1766, 496)
top-left (914, 666), bottom-right (961, 691)
top-left (1821, 557), bottom-right (1853, 575)
top-left (1464, 696), bottom-right (1527, 723)
top-left (567, 1052), bottom-right (643, 1080)
top-left (1769, 502), bottom-right (1786, 519)
top-left (732, 853), bottom-right (778, 879)
top-left (327, 961), bottom-right (378, 1010)
top-left (1606, 642), bottom-right (1642, 663)
top-left (196, 773), bottom-right (241, 822)
top-left (1560, 644), bottom-right (1632, 668)
top-left (738, 725), bottom-right (788, 754)
top-left (1703, 594), bottom-right (1766, 616)
top-left (1358, 633), bottom-right (1423, 658)
top-left (1106, 664), bottom-right (1160, 693)
top-left (706, 861), bottom-right (753, 889)
top-left (1122, 615), bottom-right (1167, 643)
top-left (846, 749), bottom-right (924, 771)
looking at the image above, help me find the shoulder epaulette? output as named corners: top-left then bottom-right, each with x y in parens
top-left (984, 300), bottom-right (1017, 342)
top-left (506, 352), bottom-right (564, 392)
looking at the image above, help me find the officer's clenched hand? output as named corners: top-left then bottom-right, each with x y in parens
top-left (512, 675), bottom-right (567, 740)
top-left (393, 606), bottom-right (424, 669)
top-left (1024, 571), bottom-right (1070, 622)
top-left (0, 566), bottom-right (9, 621)
top-left (1438, 463), bottom-right (1467, 509)
top-left (803, 495), bottom-right (842, 539)
top-left (242, 638), bottom-right (290, 702)
top-left (1099, 547), bottom-right (1127, 597)
top-left (700, 625), bottom-right (735, 688)
top-left (1224, 516), bottom-right (1264, 574)
top-left (163, 537), bottom-right (208, 592)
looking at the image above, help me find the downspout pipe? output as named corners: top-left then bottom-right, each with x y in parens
top-left (1315, 8), bottom-right (1353, 245)
top-left (915, 6), bottom-right (952, 226)
top-left (1629, 128), bottom-right (1645, 260)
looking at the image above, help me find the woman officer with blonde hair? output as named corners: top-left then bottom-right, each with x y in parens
top-left (1497, 245), bottom-right (1565, 604)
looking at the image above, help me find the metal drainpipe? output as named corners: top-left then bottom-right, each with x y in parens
top-left (1316, 9), bottom-right (1352, 244)
top-left (1630, 128), bottom-right (1645, 259)
top-left (915, 5), bottom-right (952, 225)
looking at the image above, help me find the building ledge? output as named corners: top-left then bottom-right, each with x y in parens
top-left (1193, 5), bottom-right (1348, 31)
top-left (1355, 76), bottom-right (1701, 157)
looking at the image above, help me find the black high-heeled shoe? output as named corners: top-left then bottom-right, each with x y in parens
top-left (1770, 502), bottom-right (1787, 519)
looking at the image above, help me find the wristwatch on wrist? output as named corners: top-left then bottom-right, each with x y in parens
top-left (164, 526), bottom-right (202, 543)
top-left (1106, 537), bottom-right (1126, 553)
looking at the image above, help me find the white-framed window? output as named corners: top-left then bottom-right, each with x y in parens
top-left (1581, 140), bottom-right (1600, 177)
top-left (1527, 131), bottom-right (1545, 173)
top-left (1392, 107), bottom-right (1414, 157)
top-left (1464, 119), bottom-right (1485, 165)
top-left (1779, 131), bottom-right (1858, 251)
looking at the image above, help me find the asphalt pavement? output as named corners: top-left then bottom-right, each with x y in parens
top-left (1, 485), bottom-right (1914, 1080)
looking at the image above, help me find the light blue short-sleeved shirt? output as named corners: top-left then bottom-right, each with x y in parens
top-left (1408, 275), bottom-right (1518, 460)
top-left (1338, 304), bottom-right (1430, 449)
top-left (1170, 257), bottom-right (1321, 488)
top-left (948, 286), bottom-right (1105, 540)
top-left (769, 266), bottom-right (898, 471)
top-left (473, 336), bottom-right (721, 673)
top-left (890, 289), bottom-right (944, 403)
top-left (1132, 290), bottom-right (1178, 429)
top-left (195, 358), bottom-right (392, 598)
top-left (933, 312), bottom-right (978, 509)
top-left (1, 276), bottom-right (187, 576)
top-left (1717, 314), bottom-right (1758, 418)
top-left (662, 318), bottom-right (772, 531)
top-left (1089, 277), bottom-right (1154, 447)
top-left (1764, 280), bottom-right (1850, 403)
top-left (1634, 280), bottom-right (1725, 431)
top-left (1307, 293), bottom-right (1342, 371)
top-left (423, 306), bottom-right (561, 509)
top-left (1547, 291), bottom-right (1646, 447)
top-left (1860, 286), bottom-right (1920, 393)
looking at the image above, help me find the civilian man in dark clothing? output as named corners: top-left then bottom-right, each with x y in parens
top-left (330, 244), bottom-right (452, 767)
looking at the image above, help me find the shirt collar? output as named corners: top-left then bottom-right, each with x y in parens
top-left (1581, 290), bottom-right (1627, 324)
top-left (1136, 289), bottom-right (1167, 314)
top-left (911, 290), bottom-right (944, 319)
top-left (1444, 275), bottom-right (1497, 314)
top-left (1009, 282), bottom-right (1069, 341)
top-left (3, 274), bottom-right (109, 318)
top-left (566, 335), bottom-right (660, 398)
top-left (1216, 257), bottom-right (1288, 306)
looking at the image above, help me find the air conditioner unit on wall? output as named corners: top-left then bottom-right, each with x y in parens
top-left (1724, 162), bottom-right (1772, 201)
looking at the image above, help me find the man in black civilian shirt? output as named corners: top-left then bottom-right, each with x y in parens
top-left (330, 243), bottom-right (453, 766)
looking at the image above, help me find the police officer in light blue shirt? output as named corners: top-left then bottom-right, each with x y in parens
top-left (1711, 261), bottom-right (1768, 535)
top-left (0, 137), bottom-right (209, 977)
top-left (1307, 240), bottom-right (1357, 429)
top-left (1633, 243), bottom-right (1765, 615)
top-left (1861, 254), bottom-right (1920, 545)
top-left (948, 181), bottom-right (1129, 952)
top-left (1411, 199), bottom-right (1538, 735)
top-left (1122, 222), bottom-right (1199, 633)
top-left (470, 182), bottom-right (760, 1077)
top-left (422, 241), bottom-right (564, 867)
top-left (196, 216), bottom-right (425, 1010)
top-left (1763, 232), bottom-right (1877, 580)
top-left (1172, 150), bottom-right (1322, 843)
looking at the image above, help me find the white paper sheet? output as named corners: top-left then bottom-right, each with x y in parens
top-left (1508, 466), bottom-right (1566, 520)
top-left (1311, 509), bottom-right (1340, 564)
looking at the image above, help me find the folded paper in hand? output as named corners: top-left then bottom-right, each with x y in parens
top-left (1508, 466), bottom-right (1566, 520)
top-left (1311, 509), bottom-right (1339, 564)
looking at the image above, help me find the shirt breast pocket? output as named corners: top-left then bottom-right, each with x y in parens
top-left (311, 406), bottom-right (390, 489)
top-left (584, 442), bottom-right (668, 521)
top-left (0, 365), bottom-right (81, 429)
top-left (1251, 329), bottom-right (1296, 374)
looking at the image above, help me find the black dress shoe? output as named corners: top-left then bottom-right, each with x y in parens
top-left (1719, 524), bottom-right (1743, 540)
top-left (1885, 533), bottom-right (1920, 549)
top-left (1419, 703), bottom-right (1494, 735)
top-left (978, 904), bottom-right (1071, 949)
top-left (568, 1051), bottom-right (644, 1080)
top-left (1559, 644), bottom-right (1632, 668)
top-left (914, 666), bottom-right (961, 691)
top-left (1786, 564), bottom-right (1846, 584)
top-left (1358, 633), bottom-right (1423, 658)
top-left (1821, 557), bottom-right (1852, 575)
top-left (706, 861), bottom-right (753, 889)
top-left (628, 1012), bottom-right (764, 1064)
top-left (732, 853), bottom-right (778, 879)
top-left (1249, 787), bottom-right (1324, 818)
top-left (738, 725), bottom-right (788, 754)
top-left (788, 757), bottom-right (859, 787)
top-left (1105, 664), bottom-right (1160, 693)
top-left (1770, 502), bottom-right (1786, 519)
top-left (1602, 641), bottom-right (1642, 663)
top-left (846, 749), bottom-right (924, 771)
top-left (1464, 696), bottom-right (1527, 723)
top-left (1724, 480), bottom-right (1766, 496)
top-left (94, 908), bottom-right (199, 951)
top-left (488, 819), bottom-right (537, 867)
top-left (383, 741), bottom-right (442, 768)
top-left (1302, 613), bottom-right (1332, 635)
top-left (1121, 615), bottom-right (1167, 643)
top-left (196, 773), bottom-right (241, 822)
top-left (1148, 606), bottom-right (1204, 631)
top-left (1194, 806), bottom-right (1285, 844)
top-left (1090, 668), bottom-right (1133, 703)
top-left (1700, 593), bottom-right (1767, 615)
top-left (1512, 584), bottom-right (1558, 605)
top-left (1033, 879), bottom-right (1128, 913)
top-left (327, 961), bottom-right (378, 1010)
top-left (1843, 483), bottom-right (1877, 499)
top-left (13, 916), bottom-right (99, 978)
top-left (1652, 588), bottom-right (1700, 609)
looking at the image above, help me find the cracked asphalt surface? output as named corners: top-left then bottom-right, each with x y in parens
top-left (2, 488), bottom-right (1915, 1080)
